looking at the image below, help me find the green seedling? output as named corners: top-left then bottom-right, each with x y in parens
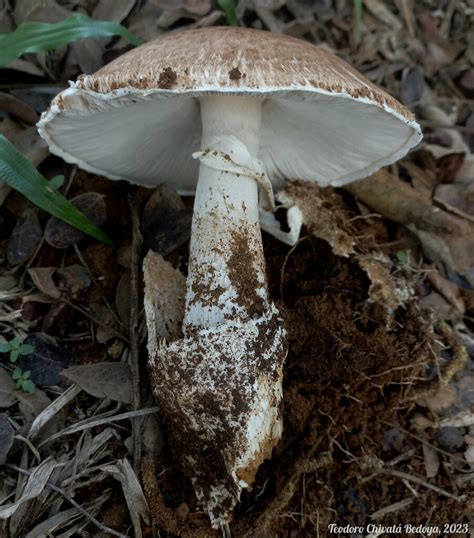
top-left (0, 336), bottom-right (34, 364)
top-left (394, 250), bottom-right (418, 274)
top-left (12, 368), bottom-right (36, 393)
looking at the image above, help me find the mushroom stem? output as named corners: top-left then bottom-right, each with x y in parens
top-left (146, 95), bottom-right (288, 527)
top-left (184, 95), bottom-right (268, 331)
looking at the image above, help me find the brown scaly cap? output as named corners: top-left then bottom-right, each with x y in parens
top-left (77, 26), bottom-right (413, 120)
top-left (38, 26), bottom-right (422, 190)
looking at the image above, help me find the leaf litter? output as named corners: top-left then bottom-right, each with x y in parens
top-left (0, 0), bottom-right (473, 536)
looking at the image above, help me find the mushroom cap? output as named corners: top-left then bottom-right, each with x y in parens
top-left (38, 27), bottom-right (422, 192)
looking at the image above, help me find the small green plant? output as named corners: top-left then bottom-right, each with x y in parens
top-left (394, 250), bottom-right (418, 274)
top-left (0, 337), bottom-right (36, 392)
top-left (12, 368), bottom-right (36, 393)
top-left (395, 250), bottom-right (408, 265)
top-left (0, 336), bottom-right (34, 363)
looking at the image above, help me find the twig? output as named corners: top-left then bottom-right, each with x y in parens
top-left (128, 193), bottom-right (144, 474)
top-left (5, 463), bottom-right (128, 538)
top-left (366, 468), bottom-right (466, 502)
top-left (380, 420), bottom-right (467, 465)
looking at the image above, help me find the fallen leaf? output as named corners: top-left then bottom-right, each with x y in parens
top-left (28, 267), bottom-right (61, 299)
top-left (21, 333), bottom-right (71, 386)
top-left (426, 266), bottom-right (465, 315)
top-left (143, 185), bottom-right (192, 256)
top-left (17, 388), bottom-right (52, 423)
top-left (14, 0), bottom-right (71, 24)
top-left (56, 265), bottom-right (91, 296)
top-left (44, 192), bottom-right (107, 249)
top-left (94, 0), bottom-right (137, 22)
top-left (401, 67), bottom-right (426, 106)
top-left (6, 209), bottom-right (42, 266)
top-left (0, 369), bottom-right (17, 408)
top-left (434, 182), bottom-right (474, 220)
top-left (62, 363), bottom-right (132, 404)
top-left (126, 2), bottom-right (164, 42)
top-left (0, 458), bottom-right (56, 519)
top-left (73, 38), bottom-right (105, 75)
top-left (88, 304), bottom-right (122, 344)
top-left (0, 415), bottom-right (14, 465)
top-left (0, 92), bottom-right (38, 124)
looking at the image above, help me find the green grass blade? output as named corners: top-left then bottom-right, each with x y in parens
top-left (0, 135), bottom-right (113, 246)
top-left (0, 14), bottom-right (144, 67)
top-left (217, 0), bottom-right (238, 26)
top-left (353, 0), bottom-right (363, 47)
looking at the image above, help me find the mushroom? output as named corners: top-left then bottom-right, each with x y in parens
top-left (38, 27), bottom-right (422, 528)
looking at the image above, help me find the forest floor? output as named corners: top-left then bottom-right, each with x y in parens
top-left (0, 1), bottom-right (473, 536)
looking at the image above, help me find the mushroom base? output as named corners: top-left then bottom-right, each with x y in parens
top-left (148, 304), bottom-right (287, 529)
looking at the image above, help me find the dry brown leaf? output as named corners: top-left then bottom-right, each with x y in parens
top-left (426, 267), bottom-right (465, 315)
top-left (0, 369), bottom-right (17, 408)
top-left (88, 304), bottom-right (121, 344)
top-left (14, 0), bottom-right (71, 24)
top-left (62, 363), bottom-right (132, 404)
top-left (17, 389), bottom-right (55, 439)
top-left (0, 458), bottom-right (56, 519)
top-left (434, 182), bottom-right (474, 221)
top-left (11, 125), bottom-right (50, 167)
top-left (28, 268), bottom-right (61, 300)
top-left (7, 209), bottom-right (42, 266)
top-left (73, 38), bottom-right (105, 75)
top-left (0, 93), bottom-right (38, 124)
top-left (94, 0), bottom-right (137, 21)
top-left (126, 2), bottom-right (164, 42)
